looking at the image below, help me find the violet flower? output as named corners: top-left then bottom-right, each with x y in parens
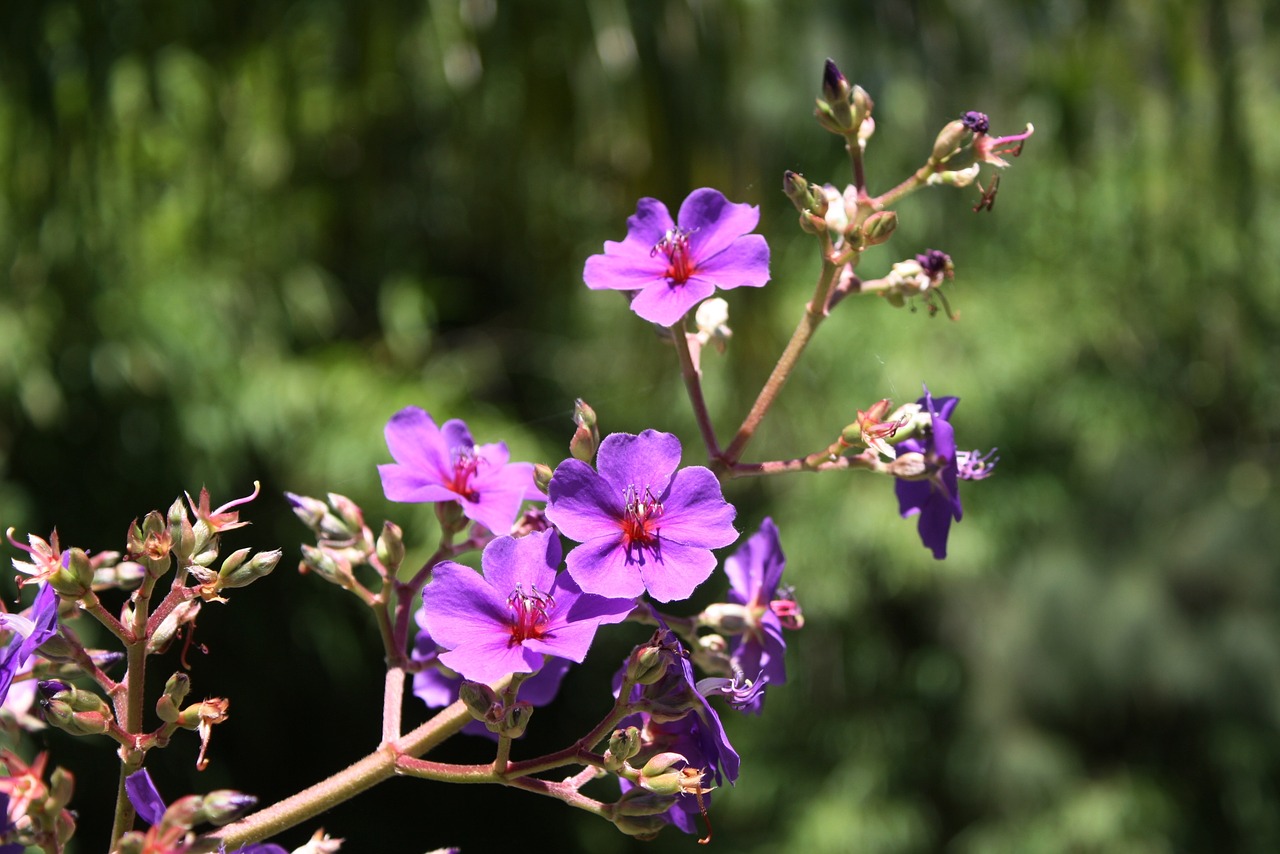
top-left (583, 188), bottom-right (770, 327)
top-left (894, 386), bottom-right (996, 559)
top-left (379, 406), bottom-right (542, 535)
top-left (0, 583), bottom-right (58, 707)
top-left (545, 430), bottom-right (738, 603)
top-left (721, 517), bottom-right (802, 712)
top-left (421, 530), bottom-right (635, 685)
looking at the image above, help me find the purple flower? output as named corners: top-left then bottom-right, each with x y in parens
top-left (894, 386), bottom-right (995, 559)
top-left (583, 188), bottom-right (770, 327)
top-left (379, 407), bottom-right (542, 535)
top-left (721, 518), bottom-right (802, 712)
top-left (0, 583), bottom-right (58, 707)
top-left (421, 530), bottom-right (635, 685)
top-left (412, 610), bottom-right (572, 738)
top-left (545, 430), bottom-right (738, 603)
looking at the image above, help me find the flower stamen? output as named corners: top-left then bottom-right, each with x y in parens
top-left (651, 227), bottom-right (698, 285)
top-left (507, 584), bottom-right (554, 646)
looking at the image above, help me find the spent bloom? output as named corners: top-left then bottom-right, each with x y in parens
top-left (420, 530), bottom-right (635, 685)
top-left (894, 386), bottom-right (996, 559)
top-left (379, 407), bottom-right (542, 535)
top-left (583, 188), bottom-right (770, 327)
top-left (124, 768), bottom-right (285, 854)
top-left (963, 110), bottom-right (1035, 168)
top-left (0, 584), bottom-right (58, 707)
top-left (545, 430), bottom-right (738, 603)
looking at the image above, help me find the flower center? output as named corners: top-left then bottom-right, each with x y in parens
top-left (621, 484), bottom-right (663, 549)
top-left (651, 227), bottom-right (697, 285)
top-left (447, 446), bottom-right (483, 500)
top-left (507, 584), bottom-right (554, 646)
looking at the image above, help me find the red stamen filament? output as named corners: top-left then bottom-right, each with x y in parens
top-left (448, 447), bottom-right (483, 500)
top-left (651, 227), bottom-right (697, 284)
top-left (508, 585), bottom-right (554, 646)
top-left (621, 485), bottom-right (663, 549)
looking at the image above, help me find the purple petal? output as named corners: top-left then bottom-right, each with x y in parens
top-left (725, 517), bottom-right (785, 603)
top-left (656, 466), bottom-right (738, 549)
top-left (125, 769), bottom-right (167, 826)
top-left (383, 407), bottom-right (450, 479)
top-left (595, 430), bottom-right (682, 497)
top-left (421, 562), bottom-right (508, 650)
top-left (583, 250), bottom-right (668, 293)
top-left (677, 188), bottom-right (760, 262)
top-left (440, 418), bottom-right (476, 453)
top-left (636, 539), bottom-right (720, 602)
top-left (629, 277), bottom-right (717, 326)
top-left (687, 233), bottom-right (771, 290)
top-left (564, 537), bottom-right (645, 599)
top-left (439, 634), bottom-right (540, 684)
top-left (545, 459), bottom-right (624, 542)
top-left (480, 530), bottom-right (560, 595)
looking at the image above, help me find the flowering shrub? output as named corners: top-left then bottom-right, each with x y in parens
top-left (0, 59), bottom-right (1025, 852)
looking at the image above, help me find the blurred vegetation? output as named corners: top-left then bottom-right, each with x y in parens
top-left (2, 0), bottom-right (1279, 851)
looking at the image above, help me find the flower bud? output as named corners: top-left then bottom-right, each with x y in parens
top-left (285, 492), bottom-right (329, 531)
top-left (604, 726), bottom-right (642, 771)
top-left (699, 602), bottom-right (750, 635)
top-left (219, 548), bottom-right (282, 590)
top-left (861, 210), bottom-right (898, 246)
top-left (637, 752), bottom-right (690, 795)
top-left (852, 84), bottom-right (874, 124)
top-left (930, 119), bottom-right (970, 165)
top-left (625, 642), bottom-right (669, 686)
top-left (533, 463), bottom-right (553, 495)
top-left (612, 812), bottom-right (672, 840)
top-left (168, 496), bottom-right (196, 563)
top-left (888, 452), bottom-right (928, 479)
top-left (613, 787), bottom-right (679, 818)
top-left (198, 790), bottom-right (259, 826)
top-left (328, 493), bottom-right (365, 534)
top-left (458, 681), bottom-right (501, 723)
top-left (494, 700), bottom-right (533, 739)
top-left (376, 522), bottom-right (405, 574)
top-left (38, 681), bottom-right (114, 736)
top-left (299, 544), bottom-right (354, 589)
top-left (782, 170), bottom-right (810, 212)
top-left (48, 548), bottom-right (92, 598)
top-left (570, 398), bottom-right (600, 463)
top-left (818, 58), bottom-right (854, 130)
top-left (157, 672), bottom-right (191, 723)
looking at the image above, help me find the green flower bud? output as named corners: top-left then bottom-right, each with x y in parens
top-left (861, 210), bottom-right (898, 246)
top-left (604, 726), bottom-right (642, 771)
top-left (157, 672), bottom-right (192, 723)
top-left (613, 787), bottom-right (678, 818)
top-left (218, 548), bottom-right (281, 590)
top-left (198, 789), bottom-right (259, 826)
top-left (533, 463), bottom-right (553, 495)
top-left (494, 700), bottom-right (533, 739)
top-left (930, 119), bottom-right (969, 165)
top-left (376, 522), bottom-right (406, 574)
top-left (458, 681), bottom-right (501, 723)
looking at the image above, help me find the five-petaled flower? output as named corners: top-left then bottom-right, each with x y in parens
top-left (895, 386), bottom-right (996, 559)
top-left (421, 530), bottom-right (635, 685)
top-left (379, 407), bottom-right (542, 535)
top-left (545, 430), bottom-right (738, 603)
top-left (583, 188), bottom-right (771, 327)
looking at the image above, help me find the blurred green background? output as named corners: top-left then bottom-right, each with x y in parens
top-left (3, 0), bottom-right (1279, 851)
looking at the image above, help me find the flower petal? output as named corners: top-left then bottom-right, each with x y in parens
top-left (629, 277), bottom-right (717, 326)
top-left (678, 188), bottom-right (761, 261)
top-left (635, 539), bottom-right (719, 602)
top-left (656, 466), bottom-right (738, 549)
top-left (596, 430), bottom-right (682, 497)
top-left (421, 562), bottom-right (508, 650)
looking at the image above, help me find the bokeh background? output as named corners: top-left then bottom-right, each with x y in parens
top-left (3, 0), bottom-right (1279, 851)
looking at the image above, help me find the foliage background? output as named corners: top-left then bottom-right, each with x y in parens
top-left (2, 0), bottom-right (1279, 851)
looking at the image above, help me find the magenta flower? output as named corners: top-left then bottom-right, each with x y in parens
top-left (545, 430), bottom-right (738, 603)
top-left (421, 530), bottom-right (635, 685)
top-left (379, 406), bottom-right (541, 535)
top-left (583, 188), bottom-right (770, 327)
top-left (722, 518), bottom-right (801, 712)
top-left (895, 387), bottom-right (995, 559)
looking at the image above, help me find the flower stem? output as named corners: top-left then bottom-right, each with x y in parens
top-left (672, 318), bottom-right (721, 459)
top-left (718, 257), bottom-right (841, 471)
